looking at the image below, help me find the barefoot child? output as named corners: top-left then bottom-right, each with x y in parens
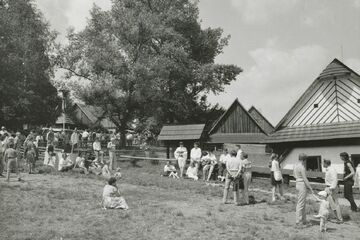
top-left (313, 191), bottom-right (330, 232)
top-left (24, 142), bottom-right (37, 174)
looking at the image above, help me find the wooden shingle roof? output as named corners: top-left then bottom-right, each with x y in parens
top-left (75, 103), bottom-right (116, 129)
top-left (248, 106), bottom-right (275, 134)
top-left (265, 120), bottom-right (360, 143)
top-left (275, 58), bottom-right (360, 130)
top-left (209, 133), bottom-right (267, 144)
top-left (268, 59), bottom-right (360, 143)
top-left (158, 124), bottom-right (205, 141)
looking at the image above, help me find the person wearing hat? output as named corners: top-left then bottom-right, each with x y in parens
top-left (313, 190), bottom-right (330, 232)
top-left (107, 137), bottom-right (117, 170)
top-left (174, 142), bottom-right (187, 178)
top-left (293, 153), bottom-right (314, 228)
top-left (102, 177), bottom-right (129, 210)
top-left (323, 159), bottom-right (343, 222)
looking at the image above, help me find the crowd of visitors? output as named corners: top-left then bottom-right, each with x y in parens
top-left (0, 125), bottom-right (126, 181)
top-left (173, 142), bottom-right (253, 205)
top-left (171, 141), bottom-right (360, 232)
top-left (2, 125), bottom-right (360, 224)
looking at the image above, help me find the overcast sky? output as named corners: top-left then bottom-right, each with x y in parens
top-left (35, 0), bottom-right (360, 126)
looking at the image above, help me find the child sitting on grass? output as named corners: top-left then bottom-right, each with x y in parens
top-left (163, 161), bottom-right (179, 179)
top-left (313, 190), bottom-right (330, 232)
top-left (73, 152), bottom-right (88, 174)
top-left (186, 162), bottom-right (198, 181)
top-left (58, 152), bottom-right (74, 172)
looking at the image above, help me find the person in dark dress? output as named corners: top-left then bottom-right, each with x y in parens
top-left (340, 152), bottom-right (358, 212)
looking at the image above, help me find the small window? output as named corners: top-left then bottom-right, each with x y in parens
top-left (305, 156), bottom-right (322, 172)
top-left (357, 99), bottom-right (360, 103)
top-left (314, 103), bottom-right (319, 108)
top-left (351, 154), bottom-right (360, 168)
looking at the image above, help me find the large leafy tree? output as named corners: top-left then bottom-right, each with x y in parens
top-left (0, 0), bottom-right (60, 129)
top-left (59, 0), bottom-right (241, 146)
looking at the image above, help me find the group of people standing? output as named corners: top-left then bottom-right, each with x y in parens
top-left (171, 141), bottom-right (360, 232)
top-left (0, 126), bottom-right (43, 181)
top-left (293, 152), bottom-right (360, 231)
top-left (173, 142), bottom-right (253, 205)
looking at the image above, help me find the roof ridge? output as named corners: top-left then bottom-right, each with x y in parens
top-left (274, 58), bottom-right (360, 130)
top-left (248, 106), bottom-right (275, 130)
top-left (209, 99), bottom-right (267, 135)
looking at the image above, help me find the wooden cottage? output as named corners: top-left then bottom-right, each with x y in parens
top-left (157, 124), bottom-right (206, 158)
top-left (207, 99), bottom-right (271, 157)
top-left (267, 59), bottom-right (360, 174)
top-left (73, 103), bottom-right (117, 132)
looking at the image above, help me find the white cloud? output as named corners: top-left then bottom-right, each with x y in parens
top-left (209, 44), bottom-right (330, 125)
top-left (230, 0), bottom-right (299, 24)
top-left (345, 58), bottom-right (360, 74)
top-left (35, 0), bottom-right (111, 41)
top-left (354, 0), bottom-right (360, 8)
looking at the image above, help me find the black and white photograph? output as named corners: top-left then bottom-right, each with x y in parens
top-left (1, 0), bottom-right (360, 239)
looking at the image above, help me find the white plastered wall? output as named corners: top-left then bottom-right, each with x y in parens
top-left (282, 145), bottom-right (360, 174)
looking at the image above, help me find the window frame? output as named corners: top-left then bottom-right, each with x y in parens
top-left (305, 155), bottom-right (322, 172)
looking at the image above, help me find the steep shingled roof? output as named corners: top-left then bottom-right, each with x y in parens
top-left (158, 124), bottom-right (206, 141)
top-left (248, 106), bottom-right (275, 134)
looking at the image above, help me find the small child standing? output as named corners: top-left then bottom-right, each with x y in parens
top-left (5, 143), bottom-right (21, 182)
top-left (313, 190), bottom-right (330, 232)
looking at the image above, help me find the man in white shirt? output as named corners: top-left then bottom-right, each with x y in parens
top-left (174, 142), bottom-right (187, 178)
top-left (236, 144), bottom-right (243, 160)
top-left (82, 129), bottom-right (89, 148)
top-left (323, 159), bottom-right (343, 222)
top-left (93, 138), bottom-right (103, 163)
top-left (70, 128), bottom-right (79, 153)
top-left (223, 150), bottom-right (242, 205)
top-left (190, 142), bottom-right (202, 169)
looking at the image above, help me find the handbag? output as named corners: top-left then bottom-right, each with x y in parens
top-left (274, 170), bottom-right (282, 181)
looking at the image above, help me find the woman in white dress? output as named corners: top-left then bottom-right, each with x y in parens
top-left (102, 177), bottom-right (129, 210)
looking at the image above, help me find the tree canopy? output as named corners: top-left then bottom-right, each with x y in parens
top-left (59, 0), bottom-right (242, 145)
top-left (0, 0), bottom-right (60, 129)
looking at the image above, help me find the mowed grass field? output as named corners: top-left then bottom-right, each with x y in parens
top-left (1, 160), bottom-right (360, 240)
